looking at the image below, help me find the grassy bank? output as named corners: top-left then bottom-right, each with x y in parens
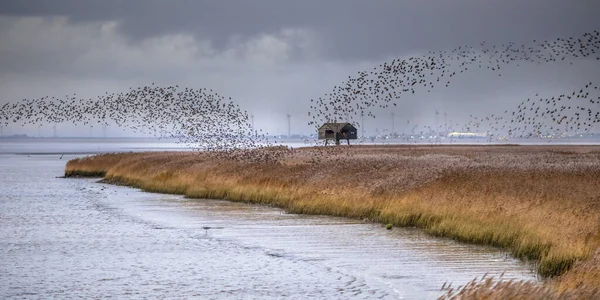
top-left (65, 145), bottom-right (600, 298)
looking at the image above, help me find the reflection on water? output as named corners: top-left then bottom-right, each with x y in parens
top-left (0, 154), bottom-right (537, 299)
top-left (0, 138), bottom-right (190, 154)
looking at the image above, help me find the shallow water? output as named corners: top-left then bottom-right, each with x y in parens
top-left (1, 137), bottom-right (598, 155)
top-left (0, 152), bottom-right (538, 299)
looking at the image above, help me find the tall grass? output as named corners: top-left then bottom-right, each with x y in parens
top-left (439, 273), bottom-right (600, 299)
top-left (65, 145), bottom-right (600, 297)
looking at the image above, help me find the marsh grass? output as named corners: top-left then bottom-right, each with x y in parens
top-left (65, 145), bottom-right (600, 298)
top-left (438, 274), bottom-right (600, 300)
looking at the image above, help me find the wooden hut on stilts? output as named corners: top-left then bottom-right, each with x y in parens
top-left (318, 123), bottom-right (358, 145)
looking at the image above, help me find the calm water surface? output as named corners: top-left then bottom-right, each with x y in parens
top-left (0, 145), bottom-right (538, 299)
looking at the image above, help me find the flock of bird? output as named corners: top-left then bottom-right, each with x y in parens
top-left (307, 30), bottom-right (600, 142)
top-left (0, 84), bottom-right (283, 161)
top-left (1, 30), bottom-right (599, 162)
top-left (463, 82), bottom-right (600, 140)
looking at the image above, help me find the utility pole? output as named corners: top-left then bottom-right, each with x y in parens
top-left (435, 110), bottom-right (440, 144)
top-left (89, 125), bottom-right (93, 138)
top-left (287, 110), bottom-right (291, 137)
top-left (250, 113), bottom-right (255, 136)
top-left (38, 124), bottom-right (42, 138)
top-left (444, 111), bottom-right (448, 135)
top-left (361, 114), bottom-right (364, 138)
top-left (0, 125), bottom-right (3, 137)
top-left (53, 125), bottom-right (57, 138)
top-left (391, 112), bottom-right (395, 138)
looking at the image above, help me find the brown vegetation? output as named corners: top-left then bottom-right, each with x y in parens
top-left (65, 145), bottom-right (600, 298)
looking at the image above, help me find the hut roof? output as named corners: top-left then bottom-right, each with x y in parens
top-left (318, 122), bottom-right (355, 132)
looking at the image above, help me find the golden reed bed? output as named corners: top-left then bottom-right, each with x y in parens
top-left (65, 145), bottom-right (600, 299)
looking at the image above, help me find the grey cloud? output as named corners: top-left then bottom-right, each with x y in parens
top-left (2, 0), bottom-right (599, 60)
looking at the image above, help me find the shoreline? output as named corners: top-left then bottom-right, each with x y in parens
top-left (65, 145), bottom-right (600, 297)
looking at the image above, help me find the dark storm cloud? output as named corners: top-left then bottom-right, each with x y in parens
top-left (2, 0), bottom-right (599, 60)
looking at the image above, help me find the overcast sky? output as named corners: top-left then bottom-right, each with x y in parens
top-left (1, 0), bottom-right (599, 136)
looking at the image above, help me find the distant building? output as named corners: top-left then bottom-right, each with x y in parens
top-left (447, 132), bottom-right (487, 138)
top-left (318, 123), bottom-right (358, 145)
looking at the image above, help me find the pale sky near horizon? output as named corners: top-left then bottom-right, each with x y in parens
top-left (1, 1), bottom-right (599, 136)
